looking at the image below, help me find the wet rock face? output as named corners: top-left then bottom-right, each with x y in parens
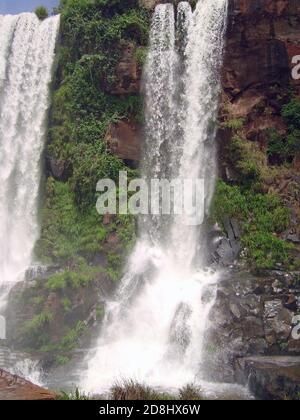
top-left (105, 120), bottom-right (141, 166)
top-left (235, 356), bottom-right (300, 400)
top-left (0, 369), bottom-right (56, 400)
top-left (45, 155), bottom-right (73, 182)
top-left (107, 42), bottom-right (142, 95)
top-left (205, 270), bottom-right (300, 384)
top-left (224, 0), bottom-right (300, 96)
top-left (209, 217), bottom-right (242, 268)
top-left (5, 270), bottom-right (114, 367)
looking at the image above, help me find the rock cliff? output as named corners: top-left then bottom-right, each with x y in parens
top-left (213, 0), bottom-right (300, 399)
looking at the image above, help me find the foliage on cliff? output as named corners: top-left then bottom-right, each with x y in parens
top-left (214, 96), bottom-right (300, 270)
top-left (37, 0), bottom-right (149, 275)
top-left (18, 1), bottom-right (150, 360)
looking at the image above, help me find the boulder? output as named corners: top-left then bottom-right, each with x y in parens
top-left (235, 356), bottom-right (300, 400)
top-left (45, 155), bottom-right (72, 182)
top-left (109, 42), bottom-right (141, 95)
top-left (0, 369), bottom-right (56, 400)
top-left (205, 270), bottom-right (300, 384)
top-left (105, 120), bottom-right (141, 166)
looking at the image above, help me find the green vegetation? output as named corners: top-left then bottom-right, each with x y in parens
top-left (34, 6), bottom-right (49, 20)
top-left (267, 98), bottom-right (300, 164)
top-left (58, 381), bottom-right (206, 400)
top-left (134, 46), bottom-right (148, 65)
top-left (223, 117), bottom-right (245, 131)
top-left (37, 0), bottom-right (146, 282)
top-left (282, 98), bottom-right (300, 129)
top-left (19, 306), bottom-right (88, 354)
top-left (36, 179), bottom-right (107, 263)
top-left (58, 388), bottom-right (91, 400)
top-left (21, 311), bottom-right (53, 348)
top-left (61, 297), bottom-right (72, 313)
top-left (58, 321), bottom-right (87, 352)
top-left (216, 97), bottom-right (300, 270)
top-left (179, 384), bottom-right (204, 400)
top-left (46, 258), bottom-right (100, 290)
top-left (110, 380), bottom-right (204, 400)
top-left (55, 355), bottom-right (71, 366)
top-left (212, 181), bottom-right (292, 269)
top-left (229, 136), bottom-right (265, 188)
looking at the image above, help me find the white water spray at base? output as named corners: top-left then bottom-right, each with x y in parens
top-left (82, 1), bottom-right (233, 395)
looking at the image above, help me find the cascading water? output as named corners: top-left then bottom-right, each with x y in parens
top-left (0, 13), bottom-right (60, 310)
top-left (0, 13), bottom-right (60, 380)
top-left (81, 0), bottom-right (233, 395)
top-left (79, 1), bottom-right (248, 399)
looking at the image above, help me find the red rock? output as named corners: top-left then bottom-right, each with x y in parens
top-left (0, 369), bottom-right (56, 400)
top-left (103, 213), bottom-right (112, 225)
top-left (106, 232), bottom-right (119, 246)
top-left (105, 120), bottom-right (141, 164)
top-left (110, 42), bottom-right (141, 95)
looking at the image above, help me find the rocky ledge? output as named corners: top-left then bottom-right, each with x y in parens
top-left (236, 356), bottom-right (300, 400)
top-left (204, 270), bottom-right (300, 400)
top-left (0, 369), bottom-right (56, 400)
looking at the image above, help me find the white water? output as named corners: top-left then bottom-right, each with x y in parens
top-left (82, 1), bottom-right (229, 394)
top-left (0, 13), bottom-right (60, 312)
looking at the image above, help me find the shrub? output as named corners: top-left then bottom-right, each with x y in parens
top-left (36, 179), bottom-right (107, 262)
top-left (61, 298), bottom-right (72, 313)
top-left (229, 136), bottom-right (264, 187)
top-left (46, 258), bottom-right (99, 290)
top-left (243, 232), bottom-right (292, 270)
top-left (267, 129), bottom-right (286, 164)
top-left (134, 46), bottom-right (147, 65)
top-left (223, 118), bottom-right (245, 131)
top-left (55, 355), bottom-right (70, 365)
top-left (286, 129), bottom-right (300, 155)
top-left (21, 311), bottom-right (53, 348)
top-left (267, 127), bottom-right (300, 164)
top-left (211, 181), bottom-right (247, 222)
top-left (179, 384), bottom-right (204, 400)
top-left (267, 99), bottom-right (300, 164)
top-left (212, 181), bottom-right (291, 269)
top-left (58, 388), bottom-right (90, 400)
top-left (35, 6), bottom-right (49, 20)
top-left (282, 98), bottom-right (300, 130)
top-left (110, 380), bottom-right (161, 400)
top-left (59, 321), bottom-right (87, 351)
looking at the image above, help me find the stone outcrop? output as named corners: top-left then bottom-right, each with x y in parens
top-left (205, 270), bottom-right (300, 389)
top-left (108, 42), bottom-right (142, 95)
top-left (46, 155), bottom-right (73, 182)
top-left (0, 369), bottom-right (56, 400)
top-left (224, 0), bottom-right (300, 96)
top-left (218, 0), bottom-right (300, 264)
top-left (105, 120), bottom-right (141, 166)
top-left (222, 0), bottom-right (300, 156)
top-left (235, 356), bottom-right (300, 400)
top-left (5, 269), bottom-right (114, 369)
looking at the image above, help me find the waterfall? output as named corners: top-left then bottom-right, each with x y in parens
top-left (0, 13), bottom-right (60, 308)
top-left (82, 1), bottom-right (229, 394)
